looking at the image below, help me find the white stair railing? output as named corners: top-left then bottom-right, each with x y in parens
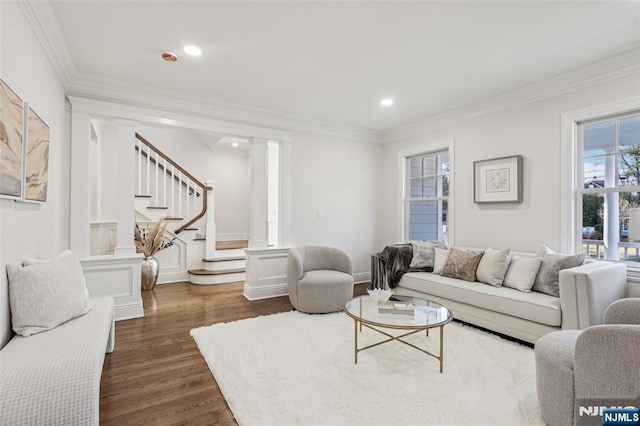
top-left (134, 133), bottom-right (208, 234)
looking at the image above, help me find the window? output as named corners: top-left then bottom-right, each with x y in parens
top-left (578, 111), bottom-right (640, 262)
top-left (405, 151), bottom-right (449, 242)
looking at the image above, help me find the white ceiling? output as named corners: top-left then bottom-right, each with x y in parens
top-left (38, 1), bottom-right (640, 132)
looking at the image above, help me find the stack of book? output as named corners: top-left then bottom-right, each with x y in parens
top-left (378, 301), bottom-right (414, 315)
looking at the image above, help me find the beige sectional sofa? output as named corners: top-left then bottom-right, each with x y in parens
top-left (392, 249), bottom-right (628, 344)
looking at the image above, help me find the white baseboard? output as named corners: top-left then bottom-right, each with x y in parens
top-left (353, 271), bottom-right (370, 284)
top-left (157, 271), bottom-right (189, 284)
top-left (243, 282), bottom-right (289, 301)
top-left (115, 302), bottom-right (144, 321)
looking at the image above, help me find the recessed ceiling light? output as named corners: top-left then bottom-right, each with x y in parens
top-left (381, 98), bottom-right (394, 106)
top-left (184, 45), bottom-right (202, 56)
top-left (232, 142), bottom-right (239, 147)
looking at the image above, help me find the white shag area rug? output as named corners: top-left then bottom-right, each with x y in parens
top-left (190, 311), bottom-right (544, 426)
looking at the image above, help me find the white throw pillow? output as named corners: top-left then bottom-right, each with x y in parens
top-left (503, 255), bottom-right (541, 292)
top-left (7, 250), bottom-right (92, 336)
top-left (22, 249), bottom-right (90, 299)
top-left (409, 240), bottom-right (446, 269)
top-left (432, 247), bottom-right (451, 275)
top-left (476, 248), bottom-right (511, 287)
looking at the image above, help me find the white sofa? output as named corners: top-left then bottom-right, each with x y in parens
top-left (393, 255), bottom-right (628, 344)
top-left (0, 297), bottom-right (115, 426)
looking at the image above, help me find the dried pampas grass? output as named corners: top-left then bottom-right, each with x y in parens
top-left (134, 218), bottom-right (173, 256)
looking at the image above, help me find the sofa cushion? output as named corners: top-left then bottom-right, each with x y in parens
top-left (533, 246), bottom-right (584, 297)
top-left (6, 251), bottom-right (92, 336)
top-left (504, 255), bottom-right (542, 292)
top-left (433, 247), bottom-right (450, 275)
top-left (398, 272), bottom-right (562, 327)
top-left (476, 248), bottom-right (511, 287)
top-left (409, 240), bottom-right (446, 268)
top-left (441, 248), bottom-right (484, 282)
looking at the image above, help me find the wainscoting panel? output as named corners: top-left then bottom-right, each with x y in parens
top-left (81, 255), bottom-right (144, 320)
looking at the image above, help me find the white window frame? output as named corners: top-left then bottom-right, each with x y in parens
top-left (398, 140), bottom-right (455, 244)
top-left (560, 96), bottom-right (640, 260)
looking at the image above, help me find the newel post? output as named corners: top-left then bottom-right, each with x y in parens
top-left (205, 179), bottom-right (216, 259)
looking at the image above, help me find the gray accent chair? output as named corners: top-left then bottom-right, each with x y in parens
top-left (287, 246), bottom-right (354, 314)
top-left (535, 298), bottom-right (640, 425)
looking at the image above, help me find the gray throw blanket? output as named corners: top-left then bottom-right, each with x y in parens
top-left (378, 244), bottom-right (432, 288)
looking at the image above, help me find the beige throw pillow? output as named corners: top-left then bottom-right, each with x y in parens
top-left (7, 250), bottom-right (92, 336)
top-left (433, 247), bottom-right (450, 275)
top-left (476, 248), bottom-right (511, 287)
top-left (503, 255), bottom-right (541, 292)
top-left (441, 248), bottom-right (484, 282)
top-left (409, 240), bottom-right (447, 269)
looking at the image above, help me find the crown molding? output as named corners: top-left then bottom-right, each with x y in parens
top-left (17, 0), bottom-right (76, 86)
top-left (383, 48), bottom-right (640, 143)
top-left (67, 95), bottom-right (296, 143)
top-left (66, 76), bottom-right (381, 144)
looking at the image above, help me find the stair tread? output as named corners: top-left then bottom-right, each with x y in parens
top-left (189, 268), bottom-right (245, 275)
top-left (184, 227), bottom-right (198, 231)
top-left (135, 194), bottom-right (152, 198)
top-left (164, 217), bottom-right (184, 220)
top-left (147, 206), bottom-right (168, 209)
top-left (203, 256), bottom-right (245, 262)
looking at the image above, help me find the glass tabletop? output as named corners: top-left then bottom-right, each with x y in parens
top-left (344, 295), bottom-right (452, 329)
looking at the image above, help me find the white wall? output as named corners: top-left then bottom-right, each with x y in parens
top-left (136, 125), bottom-right (249, 240)
top-left (290, 131), bottom-right (382, 275)
top-left (0, 1), bottom-right (69, 348)
top-left (380, 72), bottom-right (640, 296)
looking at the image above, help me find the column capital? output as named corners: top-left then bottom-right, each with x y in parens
top-left (248, 137), bottom-right (269, 146)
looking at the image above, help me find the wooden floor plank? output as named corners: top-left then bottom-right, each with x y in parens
top-left (99, 281), bottom-right (368, 425)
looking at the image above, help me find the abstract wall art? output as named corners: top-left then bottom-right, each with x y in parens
top-left (24, 105), bottom-right (49, 202)
top-left (0, 79), bottom-right (24, 199)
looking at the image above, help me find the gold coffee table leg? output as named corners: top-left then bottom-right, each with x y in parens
top-left (354, 319), bottom-right (359, 364)
top-left (439, 325), bottom-right (444, 373)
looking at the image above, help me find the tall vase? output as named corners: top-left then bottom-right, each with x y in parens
top-left (141, 255), bottom-right (159, 291)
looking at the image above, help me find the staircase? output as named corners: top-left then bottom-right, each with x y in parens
top-left (134, 133), bottom-right (246, 285)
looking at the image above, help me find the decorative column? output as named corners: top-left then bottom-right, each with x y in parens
top-left (102, 119), bottom-right (138, 257)
top-left (205, 179), bottom-right (217, 259)
top-left (604, 154), bottom-right (620, 260)
top-left (248, 138), bottom-right (269, 249)
top-left (69, 111), bottom-right (92, 258)
top-left (278, 141), bottom-right (293, 247)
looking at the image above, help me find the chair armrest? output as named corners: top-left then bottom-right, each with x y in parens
top-left (287, 250), bottom-right (304, 282)
top-left (559, 262), bottom-right (627, 329)
top-left (574, 325), bottom-right (640, 400)
top-left (331, 248), bottom-right (353, 276)
top-left (604, 298), bottom-right (640, 325)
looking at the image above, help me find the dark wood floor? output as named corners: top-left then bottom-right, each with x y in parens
top-left (99, 281), bottom-right (368, 425)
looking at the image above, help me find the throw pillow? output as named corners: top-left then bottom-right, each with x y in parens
top-left (503, 255), bottom-right (541, 292)
top-left (409, 240), bottom-right (447, 268)
top-left (433, 247), bottom-right (450, 275)
top-left (532, 247), bottom-right (585, 297)
top-left (476, 248), bottom-right (511, 287)
top-left (22, 249), bottom-right (90, 299)
top-left (7, 250), bottom-right (92, 336)
top-left (441, 248), bottom-right (484, 282)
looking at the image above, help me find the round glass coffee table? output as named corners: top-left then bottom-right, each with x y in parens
top-left (343, 295), bottom-right (452, 372)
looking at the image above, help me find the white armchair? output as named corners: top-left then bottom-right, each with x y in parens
top-left (535, 298), bottom-right (640, 425)
top-left (287, 246), bottom-right (354, 314)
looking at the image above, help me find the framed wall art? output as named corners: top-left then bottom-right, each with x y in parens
top-left (0, 79), bottom-right (25, 200)
top-left (473, 155), bottom-right (523, 204)
top-left (23, 104), bottom-right (50, 202)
